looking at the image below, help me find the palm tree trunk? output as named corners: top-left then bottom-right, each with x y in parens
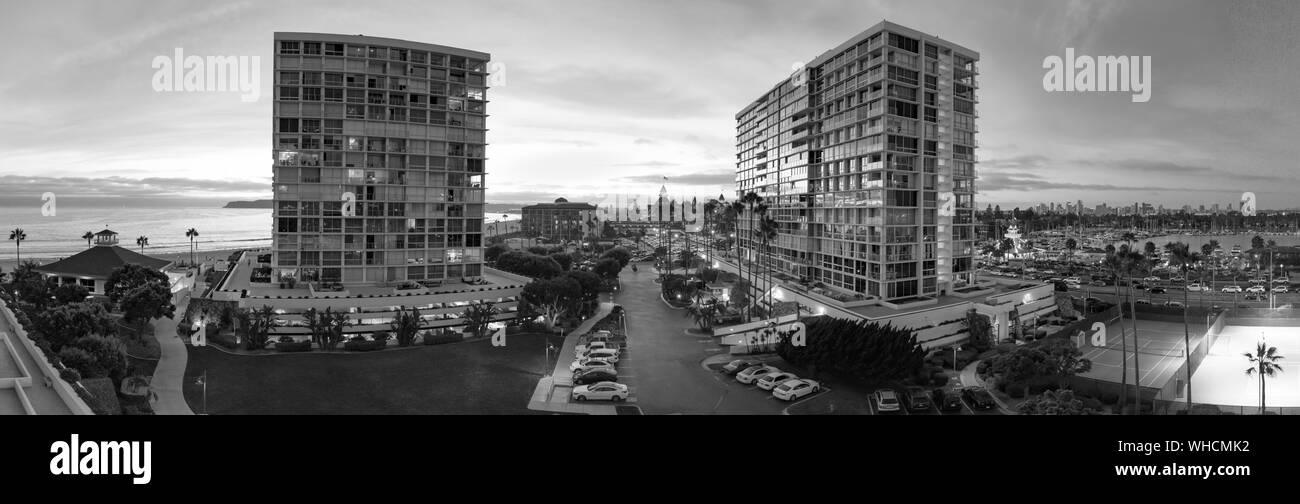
top-left (1116, 281), bottom-right (1128, 413)
top-left (14, 242), bottom-right (19, 264)
top-left (1129, 281), bottom-right (1142, 414)
top-left (1183, 268), bottom-right (1192, 410)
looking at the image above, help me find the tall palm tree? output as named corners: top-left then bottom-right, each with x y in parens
top-left (1166, 242), bottom-right (1201, 410)
top-left (136, 235), bottom-right (149, 254)
top-left (754, 207), bottom-right (778, 316)
top-left (185, 228), bottom-right (200, 266)
top-left (1102, 250), bottom-right (1130, 413)
top-left (8, 228), bottom-right (26, 263)
top-left (1244, 342), bottom-right (1284, 415)
top-left (740, 192), bottom-right (763, 321)
top-left (703, 199), bottom-right (719, 268)
top-left (1121, 246), bottom-right (1149, 413)
top-left (81, 231), bottom-right (94, 246)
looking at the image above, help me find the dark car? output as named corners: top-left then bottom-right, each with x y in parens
top-left (1148, 286), bottom-right (1167, 294)
top-left (931, 388), bottom-right (963, 412)
top-left (572, 368), bottom-right (618, 385)
top-left (904, 386), bottom-right (932, 411)
top-left (962, 386), bottom-right (997, 411)
top-left (721, 359), bottom-right (761, 375)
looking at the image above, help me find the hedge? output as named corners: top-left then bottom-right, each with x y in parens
top-left (422, 333), bottom-right (462, 346)
top-left (343, 340), bottom-right (386, 352)
top-left (275, 341), bottom-right (312, 353)
top-left (78, 378), bottom-right (120, 415)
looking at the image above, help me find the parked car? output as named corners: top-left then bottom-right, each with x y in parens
top-left (575, 340), bottom-right (610, 356)
top-left (755, 372), bottom-right (798, 391)
top-left (931, 388), bottom-right (964, 412)
top-left (772, 379), bottom-right (821, 401)
top-left (875, 389), bottom-right (902, 412)
top-left (570, 358), bottom-right (615, 374)
top-left (1185, 283), bottom-right (1205, 292)
top-left (721, 359), bottom-right (761, 375)
top-left (1249, 278), bottom-right (1267, 285)
top-left (1064, 277), bottom-right (1081, 284)
top-left (736, 365), bottom-right (780, 385)
top-left (962, 386), bottom-right (997, 411)
top-left (904, 386), bottom-right (932, 411)
top-left (1222, 285), bottom-right (1243, 293)
top-left (1245, 293), bottom-right (1267, 302)
top-left (1164, 301), bottom-right (1185, 308)
top-left (578, 348), bottom-right (620, 363)
top-left (1273, 286), bottom-right (1289, 294)
top-left (1246, 285), bottom-right (1267, 294)
top-left (1273, 277), bottom-right (1290, 285)
top-left (1135, 299), bottom-right (1152, 305)
top-left (572, 368), bottom-right (618, 385)
top-left (1143, 276), bottom-right (1162, 283)
top-left (571, 382), bottom-right (629, 402)
top-left (1148, 287), bottom-right (1167, 294)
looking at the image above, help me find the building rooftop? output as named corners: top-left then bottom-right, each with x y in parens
top-left (33, 245), bottom-right (172, 279)
top-left (273, 32), bottom-right (490, 60)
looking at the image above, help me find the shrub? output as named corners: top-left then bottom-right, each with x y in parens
top-left (59, 367), bottom-right (82, 383)
top-left (207, 331), bottom-right (238, 350)
top-left (78, 378), bottom-right (120, 415)
top-left (275, 341), bottom-right (311, 353)
top-left (348, 334), bottom-right (367, 343)
top-left (1006, 383), bottom-right (1027, 398)
top-left (1081, 397), bottom-right (1103, 411)
top-left (422, 332), bottom-right (462, 346)
top-left (58, 347), bottom-right (100, 379)
top-left (371, 331), bottom-right (391, 343)
top-left (278, 335), bottom-right (295, 343)
top-left (343, 340), bottom-right (385, 351)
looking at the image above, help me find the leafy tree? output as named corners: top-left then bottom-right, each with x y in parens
top-left (118, 282), bottom-right (176, 331)
top-left (1064, 238), bottom-right (1077, 252)
top-left (52, 283), bottom-right (90, 305)
top-left (520, 276), bottom-right (582, 329)
top-left (32, 301), bottom-right (117, 352)
top-left (238, 305), bottom-right (277, 350)
top-left (104, 263), bottom-right (170, 306)
top-left (1018, 389), bottom-right (1096, 415)
top-left (549, 252), bottom-right (574, 271)
top-left (686, 298), bottom-right (720, 331)
top-left (321, 307), bottom-right (350, 350)
top-left (389, 307), bottom-right (423, 346)
top-left (600, 247), bottom-right (632, 268)
top-left (593, 257), bottom-right (622, 280)
top-left (461, 302), bottom-right (499, 337)
top-left (564, 270), bottom-right (603, 305)
top-left (1251, 234), bottom-right (1265, 251)
top-left (776, 316), bottom-right (926, 381)
top-left (484, 243), bottom-right (511, 264)
top-left (963, 310), bottom-right (993, 351)
top-left (986, 344), bottom-right (1055, 385)
top-left (1244, 342), bottom-right (1285, 414)
top-left (1040, 337), bottom-right (1093, 388)
top-left (495, 251), bottom-right (563, 279)
top-left (65, 335), bottom-right (129, 383)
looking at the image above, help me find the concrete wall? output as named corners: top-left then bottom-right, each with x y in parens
top-left (0, 298), bottom-right (95, 415)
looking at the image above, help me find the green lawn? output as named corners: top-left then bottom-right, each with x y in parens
top-left (182, 332), bottom-right (563, 414)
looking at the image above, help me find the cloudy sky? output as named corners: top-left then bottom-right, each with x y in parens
top-left (0, 0), bottom-right (1296, 210)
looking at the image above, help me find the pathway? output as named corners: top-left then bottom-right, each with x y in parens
top-left (150, 290), bottom-right (195, 415)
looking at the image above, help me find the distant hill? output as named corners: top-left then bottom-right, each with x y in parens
top-left (223, 199), bottom-right (523, 213)
top-left (223, 200), bottom-right (273, 209)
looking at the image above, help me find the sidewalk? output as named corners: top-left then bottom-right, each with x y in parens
top-left (527, 301), bottom-right (625, 415)
top-left (150, 291), bottom-right (195, 415)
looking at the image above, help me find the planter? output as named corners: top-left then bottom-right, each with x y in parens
top-left (343, 340), bottom-right (386, 352)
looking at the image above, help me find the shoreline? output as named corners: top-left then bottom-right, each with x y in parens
top-left (0, 247), bottom-right (259, 273)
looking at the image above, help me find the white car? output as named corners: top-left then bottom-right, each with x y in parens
top-left (578, 348), bottom-right (620, 363)
top-left (1249, 278), bottom-right (1267, 285)
top-left (756, 372), bottom-right (798, 391)
top-left (1273, 277), bottom-right (1290, 285)
top-left (1185, 283), bottom-right (1205, 292)
top-left (1246, 285), bottom-right (1267, 294)
top-left (1164, 301), bottom-right (1185, 308)
top-left (1143, 276), bottom-right (1162, 283)
top-left (575, 340), bottom-right (613, 356)
top-left (1273, 286), bottom-right (1289, 294)
top-left (1064, 277), bottom-right (1081, 284)
top-left (569, 358), bottom-right (614, 374)
top-left (1222, 285), bottom-right (1243, 293)
top-left (875, 389), bottom-right (902, 412)
top-left (735, 365), bottom-right (779, 385)
top-left (571, 382), bottom-right (629, 402)
top-left (772, 379), bottom-right (821, 401)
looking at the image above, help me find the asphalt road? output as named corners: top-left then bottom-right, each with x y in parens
top-left (613, 267), bottom-right (793, 415)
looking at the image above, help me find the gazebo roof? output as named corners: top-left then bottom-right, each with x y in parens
top-left (34, 245), bottom-right (172, 279)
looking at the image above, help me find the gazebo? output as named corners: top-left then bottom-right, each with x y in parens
top-left (33, 229), bottom-right (173, 295)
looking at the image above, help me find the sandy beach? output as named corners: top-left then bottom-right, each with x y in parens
top-left (0, 247), bottom-right (259, 274)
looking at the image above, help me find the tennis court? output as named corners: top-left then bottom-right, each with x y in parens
top-left (1192, 325), bottom-right (1300, 407)
top-left (1077, 319), bottom-right (1196, 389)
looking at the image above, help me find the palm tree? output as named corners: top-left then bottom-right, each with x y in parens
top-left (740, 192), bottom-right (763, 321)
top-left (8, 228), bottom-right (26, 263)
top-left (136, 235), bottom-right (149, 254)
top-left (1166, 242), bottom-right (1201, 410)
top-left (185, 228), bottom-right (199, 266)
top-left (703, 199), bottom-right (719, 268)
top-left (1243, 341), bottom-right (1284, 414)
top-left (754, 210), bottom-right (778, 315)
top-left (81, 231), bottom-right (94, 246)
top-left (1102, 250), bottom-right (1129, 413)
top-left (1121, 247), bottom-right (1149, 413)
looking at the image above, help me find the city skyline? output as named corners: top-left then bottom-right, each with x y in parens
top-left (0, 0), bottom-right (1298, 211)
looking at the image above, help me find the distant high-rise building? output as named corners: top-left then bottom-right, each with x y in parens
top-left (1212, 203), bottom-right (1220, 214)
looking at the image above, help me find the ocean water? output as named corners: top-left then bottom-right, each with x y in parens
top-left (0, 207), bottom-right (523, 261)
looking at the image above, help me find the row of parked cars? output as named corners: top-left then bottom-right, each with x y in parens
top-left (872, 385), bottom-right (997, 413)
top-left (568, 331), bottom-right (630, 402)
top-left (721, 359), bottom-right (822, 401)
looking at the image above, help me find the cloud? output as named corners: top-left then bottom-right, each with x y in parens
top-left (611, 161), bottom-right (680, 167)
top-left (981, 154), bottom-right (1050, 170)
top-left (632, 138), bottom-right (657, 145)
top-left (0, 175), bottom-right (269, 202)
top-left (619, 171), bottom-right (735, 186)
top-left (979, 171), bottom-right (1181, 192)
